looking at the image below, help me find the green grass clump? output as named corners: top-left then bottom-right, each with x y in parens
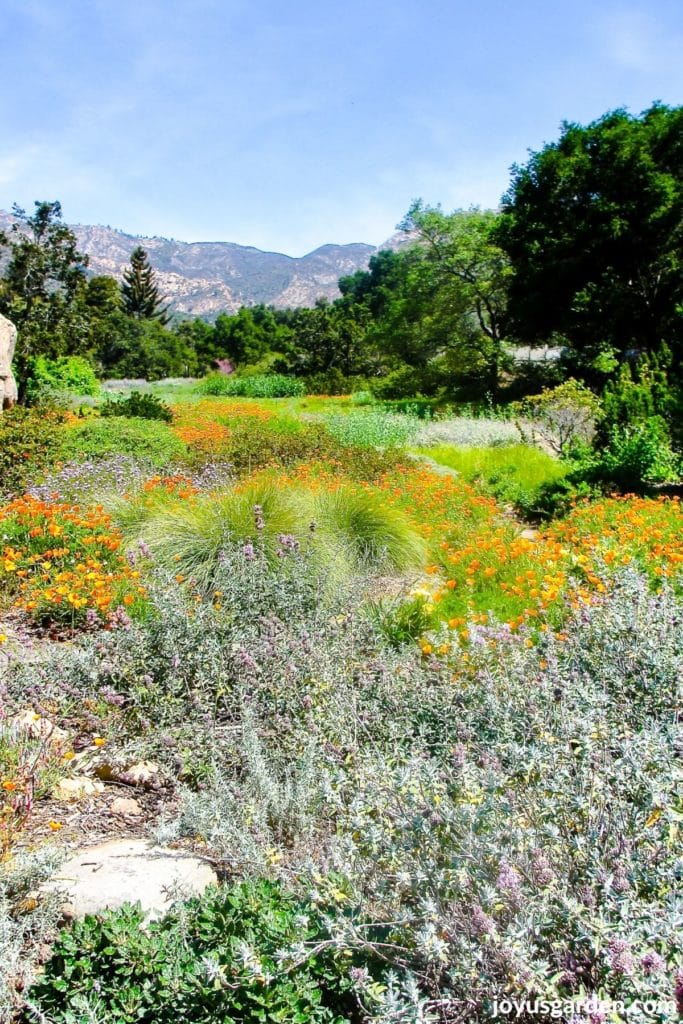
top-left (309, 485), bottom-right (427, 570)
top-left (58, 417), bottom-right (188, 469)
top-left (197, 373), bottom-right (306, 398)
top-left (118, 477), bottom-right (425, 596)
top-left (416, 444), bottom-right (568, 517)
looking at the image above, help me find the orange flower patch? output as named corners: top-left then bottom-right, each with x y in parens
top-left (0, 496), bottom-right (148, 627)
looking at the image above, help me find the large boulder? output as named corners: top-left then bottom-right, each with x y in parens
top-left (0, 314), bottom-right (18, 409)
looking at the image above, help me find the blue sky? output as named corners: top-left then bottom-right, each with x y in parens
top-left (1, 0), bottom-right (681, 255)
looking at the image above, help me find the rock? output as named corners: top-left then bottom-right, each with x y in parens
top-left (520, 528), bottom-right (539, 541)
top-left (0, 314), bottom-right (18, 410)
top-left (42, 839), bottom-right (218, 919)
top-left (52, 777), bottom-right (105, 801)
top-left (117, 760), bottom-right (162, 789)
top-left (59, 903), bottom-right (77, 923)
top-left (110, 796), bottom-right (142, 817)
top-left (10, 709), bottom-right (69, 749)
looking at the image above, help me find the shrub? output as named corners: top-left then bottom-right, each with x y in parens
top-left (100, 391), bottom-right (173, 422)
top-left (0, 850), bottom-right (64, 1020)
top-left (197, 373), bottom-right (306, 398)
top-left (0, 406), bottom-right (67, 500)
top-left (28, 879), bottom-right (365, 1024)
top-left (515, 378), bottom-right (601, 455)
top-left (0, 713), bottom-right (62, 855)
top-left (349, 390), bottom-right (375, 407)
top-left (6, 553), bottom-right (683, 1022)
top-left (30, 455), bottom-right (159, 505)
top-left (304, 369), bottom-right (368, 395)
top-left (369, 364), bottom-right (430, 399)
top-left (575, 417), bottom-right (680, 490)
top-left (413, 414), bottom-right (520, 448)
top-left (24, 355), bottom-right (100, 403)
top-left (58, 417), bottom-right (188, 469)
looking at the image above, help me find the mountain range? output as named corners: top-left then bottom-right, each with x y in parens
top-left (0, 211), bottom-right (408, 318)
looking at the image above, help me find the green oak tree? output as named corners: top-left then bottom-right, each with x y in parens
top-left (497, 103), bottom-right (683, 366)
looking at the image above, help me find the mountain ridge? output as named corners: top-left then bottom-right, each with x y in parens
top-left (0, 211), bottom-right (408, 318)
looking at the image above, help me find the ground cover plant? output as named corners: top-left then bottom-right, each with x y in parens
top-left (0, 495), bottom-right (148, 626)
top-left (412, 413), bottom-right (521, 448)
top-left (197, 372), bottom-right (306, 398)
top-left (4, 557), bottom-right (681, 1024)
top-left (58, 416), bottom-right (189, 469)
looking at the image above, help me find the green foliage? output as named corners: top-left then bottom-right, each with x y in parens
top-left (575, 417), bottom-right (680, 490)
top-left (212, 418), bottom-right (340, 474)
top-left (58, 417), bottom-right (188, 468)
top-left (311, 485), bottom-right (427, 570)
top-left (94, 314), bottom-right (198, 380)
top-left (600, 349), bottom-right (676, 437)
top-left (210, 306), bottom-right (293, 367)
top-left (419, 444), bottom-right (568, 517)
top-left (100, 390), bottom-right (173, 422)
top-left (24, 355), bottom-right (100, 402)
top-left (400, 202), bottom-right (511, 395)
top-left (28, 879), bottom-right (361, 1024)
top-left (498, 103), bottom-right (683, 361)
top-left (515, 379), bottom-right (601, 456)
top-left (0, 405), bottom-right (66, 499)
top-left (368, 594), bottom-right (432, 647)
top-left (304, 369), bottom-right (370, 396)
top-left (0, 201), bottom-right (89, 394)
top-left (197, 372), bottom-right (306, 398)
top-left (121, 246), bottom-right (169, 323)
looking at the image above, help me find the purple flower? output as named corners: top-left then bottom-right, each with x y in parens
top-left (640, 951), bottom-right (665, 975)
top-left (531, 849), bottom-right (554, 887)
top-left (470, 904), bottom-right (495, 936)
top-left (109, 606), bottom-right (131, 629)
top-left (497, 860), bottom-right (523, 900)
top-left (608, 938), bottom-right (634, 975)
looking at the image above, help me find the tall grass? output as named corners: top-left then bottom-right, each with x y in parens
top-left (119, 477), bottom-right (426, 595)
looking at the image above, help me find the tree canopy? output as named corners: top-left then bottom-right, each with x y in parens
top-left (497, 103), bottom-right (683, 364)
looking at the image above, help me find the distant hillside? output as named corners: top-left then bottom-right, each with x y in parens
top-left (0, 211), bottom-right (409, 318)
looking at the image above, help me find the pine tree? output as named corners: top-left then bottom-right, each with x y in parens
top-left (121, 247), bottom-right (169, 324)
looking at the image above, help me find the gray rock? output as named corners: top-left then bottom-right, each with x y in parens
top-left (0, 314), bottom-right (18, 410)
top-left (44, 839), bottom-right (217, 919)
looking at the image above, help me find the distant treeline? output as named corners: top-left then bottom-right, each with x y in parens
top-left (1, 103), bottom-right (682, 405)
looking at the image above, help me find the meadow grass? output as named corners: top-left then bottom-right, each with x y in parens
top-left (414, 443), bottom-right (568, 514)
top-left (117, 473), bottom-right (426, 596)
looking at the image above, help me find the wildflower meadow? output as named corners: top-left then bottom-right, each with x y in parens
top-left (0, 389), bottom-right (681, 1024)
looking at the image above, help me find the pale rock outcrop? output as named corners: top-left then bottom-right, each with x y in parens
top-left (0, 314), bottom-right (18, 409)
